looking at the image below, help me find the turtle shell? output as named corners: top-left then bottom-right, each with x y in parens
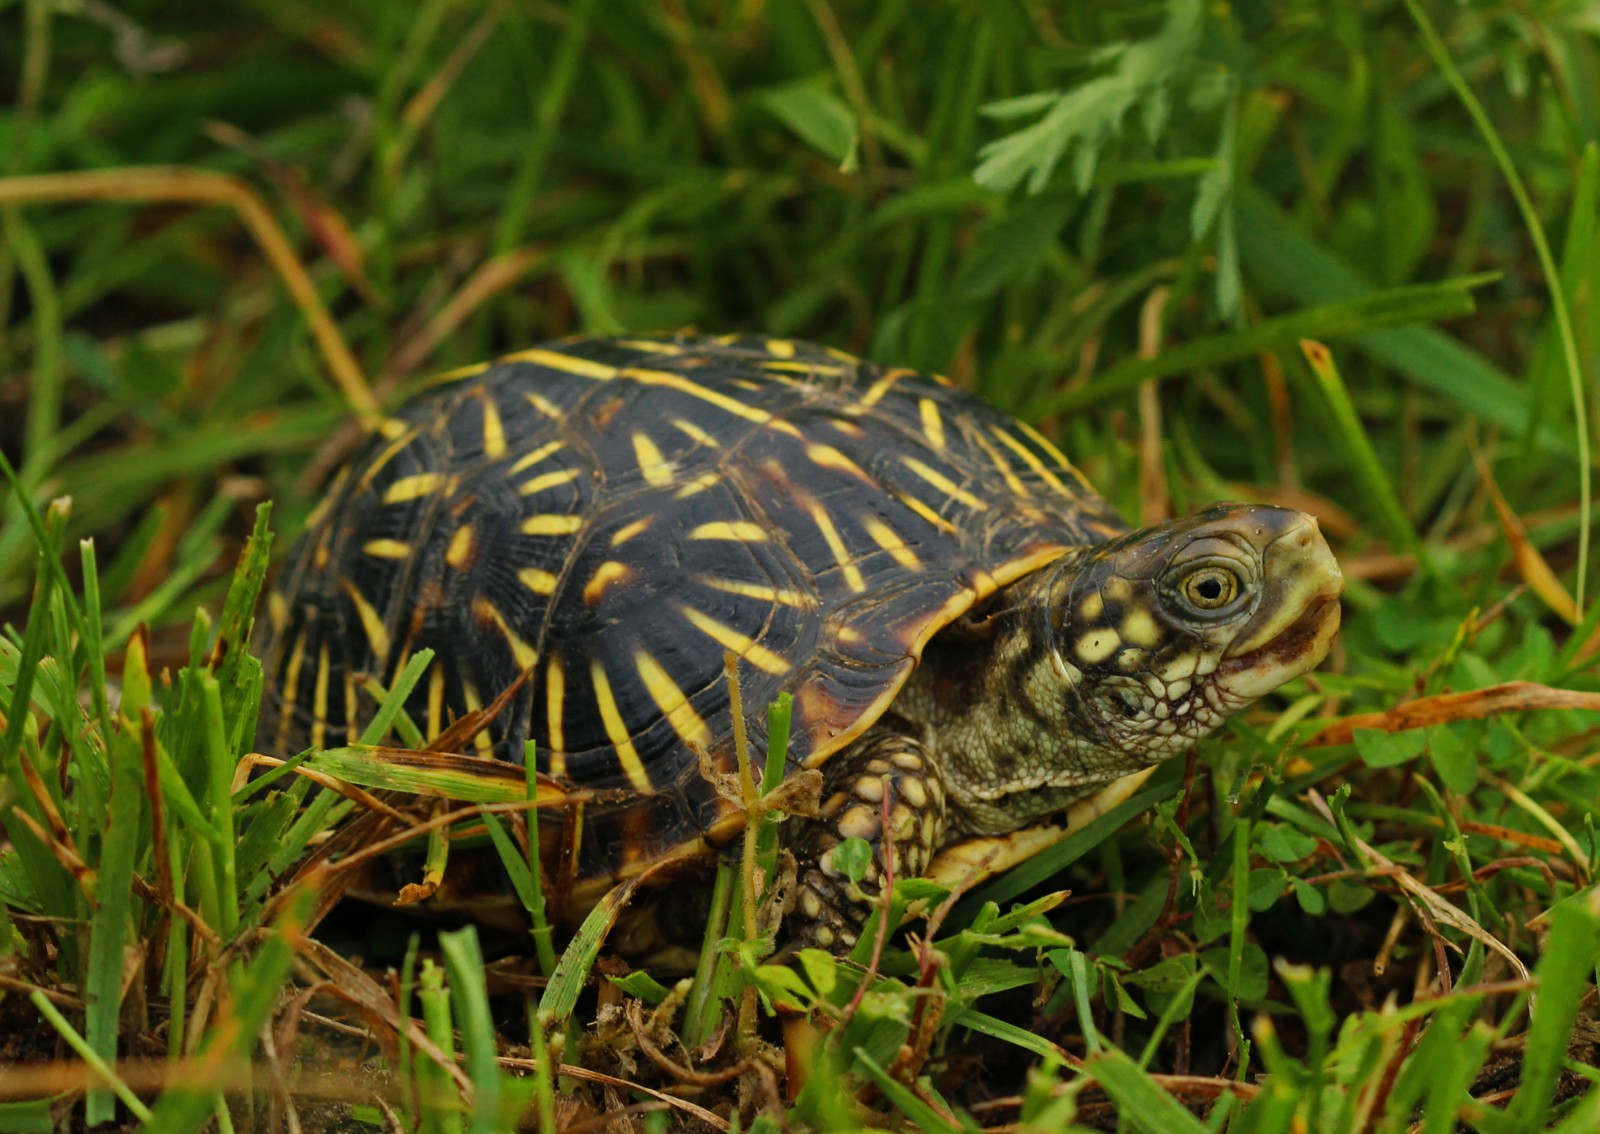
top-left (260, 334), bottom-right (1128, 900)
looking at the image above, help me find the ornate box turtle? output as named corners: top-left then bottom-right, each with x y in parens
top-left (260, 334), bottom-right (1343, 949)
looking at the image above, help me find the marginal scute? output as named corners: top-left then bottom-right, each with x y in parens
top-left (259, 333), bottom-right (1126, 905)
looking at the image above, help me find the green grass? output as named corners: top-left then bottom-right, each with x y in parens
top-left (3, 0), bottom-right (1600, 1130)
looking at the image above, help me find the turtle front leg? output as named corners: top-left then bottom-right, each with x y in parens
top-left (786, 732), bottom-right (949, 952)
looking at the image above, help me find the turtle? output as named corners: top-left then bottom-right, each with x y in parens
top-left (259, 333), bottom-right (1343, 950)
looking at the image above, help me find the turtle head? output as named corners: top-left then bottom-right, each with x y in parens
top-left (1043, 503), bottom-right (1342, 763)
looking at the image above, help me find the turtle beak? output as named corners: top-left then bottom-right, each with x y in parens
top-left (1217, 513), bottom-right (1343, 700)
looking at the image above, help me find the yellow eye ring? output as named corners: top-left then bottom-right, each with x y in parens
top-left (1181, 565), bottom-right (1239, 611)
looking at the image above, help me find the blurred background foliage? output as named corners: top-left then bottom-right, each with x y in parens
top-left (4, 0), bottom-right (1600, 1124)
top-left (2, 0), bottom-right (1596, 633)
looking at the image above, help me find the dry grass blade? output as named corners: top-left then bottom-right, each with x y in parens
top-left (1473, 446), bottom-right (1579, 624)
top-left (1304, 681), bottom-right (1600, 747)
top-left (1307, 790), bottom-right (1530, 987)
top-left (0, 167), bottom-right (375, 420)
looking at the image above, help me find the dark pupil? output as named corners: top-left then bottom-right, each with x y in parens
top-left (1197, 577), bottom-right (1224, 601)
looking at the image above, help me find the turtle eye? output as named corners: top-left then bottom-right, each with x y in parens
top-left (1179, 564), bottom-right (1241, 613)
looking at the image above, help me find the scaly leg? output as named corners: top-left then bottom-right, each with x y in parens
top-left (786, 732), bottom-right (948, 951)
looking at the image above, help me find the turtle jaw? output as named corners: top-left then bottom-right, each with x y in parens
top-left (1211, 515), bottom-right (1343, 703)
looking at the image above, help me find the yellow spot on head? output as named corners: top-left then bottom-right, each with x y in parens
top-left (521, 513), bottom-right (584, 536)
top-left (1075, 631), bottom-right (1120, 665)
top-left (518, 566), bottom-right (559, 595)
top-left (631, 432), bottom-right (674, 487)
top-left (446, 526), bottom-right (475, 569)
top-left (1078, 592), bottom-right (1104, 621)
top-left (1103, 576), bottom-right (1133, 602)
top-left (1119, 607), bottom-right (1161, 649)
top-left (363, 539), bottom-right (411, 560)
top-left (690, 520), bottom-right (767, 541)
top-left (583, 561), bottom-right (633, 605)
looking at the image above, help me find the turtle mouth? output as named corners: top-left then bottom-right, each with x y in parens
top-left (1216, 590), bottom-right (1341, 690)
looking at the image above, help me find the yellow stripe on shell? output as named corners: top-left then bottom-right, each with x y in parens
top-left (416, 361), bottom-right (490, 389)
top-left (864, 518), bottom-right (921, 570)
top-left (427, 664), bottom-right (445, 741)
top-left (1016, 420), bottom-right (1097, 492)
top-left (472, 597), bottom-right (539, 669)
top-left (678, 605), bottom-right (790, 674)
top-left (545, 654), bottom-right (566, 774)
top-left (633, 648), bottom-right (711, 751)
top-left (675, 472), bottom-right (721, 498)
top-left (806, 443), bottom-right (873, 483)
top-left (518, 566), bottom-right (560, 595)
top-left (764, 338), bottom-right (796, 358)
top-left (690, 520), bottom-right (767, 541)
top-left (341, 580), bottom-right (391, 659)
top-left (518, 467), bottom-right (581, 496)
top-left (521, 513), bottom-right (584, 536)
top-left (969, 429), bottom-right (1031, 499)
top-left (509, 440), bottom-right (566, 474)
top-left (481, 396), bottom-right (507, 458)
top-left (919, 398), bottom-right (946, 451)
top-left (672, 418), bottom-right (720, 447)
top-left (583, 561), bottom-right (633, 605)
top-left (460, 681), bottom-right (494, 754)
top-left (616, 338), bottom-right (685, 355)
top-left (311, 642), bottom-right (330, 750)
top-left (524, 392), bottom-right (563, 417)
top-left (356, 429), bottom-right (420, 492)
top-left (446, 526), bottom-right (474, 568)
top-left (806, 501), bottom-right (865, 592)
top-left (611, 518), bottom-right (653, 546)
top-left (991, 425), bottom-right (1077, 496)
top-left (856, 368), bottom-right (909, 409)
top-left (631, 432), bottom-right (674, 487)
top-left (384, 473), bottom-right (447, 503)
top-left (362, 538), bottom-right (411, 559)
top-left (277, 630), bottom-right (308, 748)
top-left (501, 347), bottom-right (618, 380)
top-left (700, 577), bottom-right (810, 605)
top-left (621, 367), bottom-right (773, 424)
top-left (589, 659), bottom-right (654, 792)
top-left (894, 490), bottom-right (959, 534)
top-left (900, 456), bottom-right (986, 510)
